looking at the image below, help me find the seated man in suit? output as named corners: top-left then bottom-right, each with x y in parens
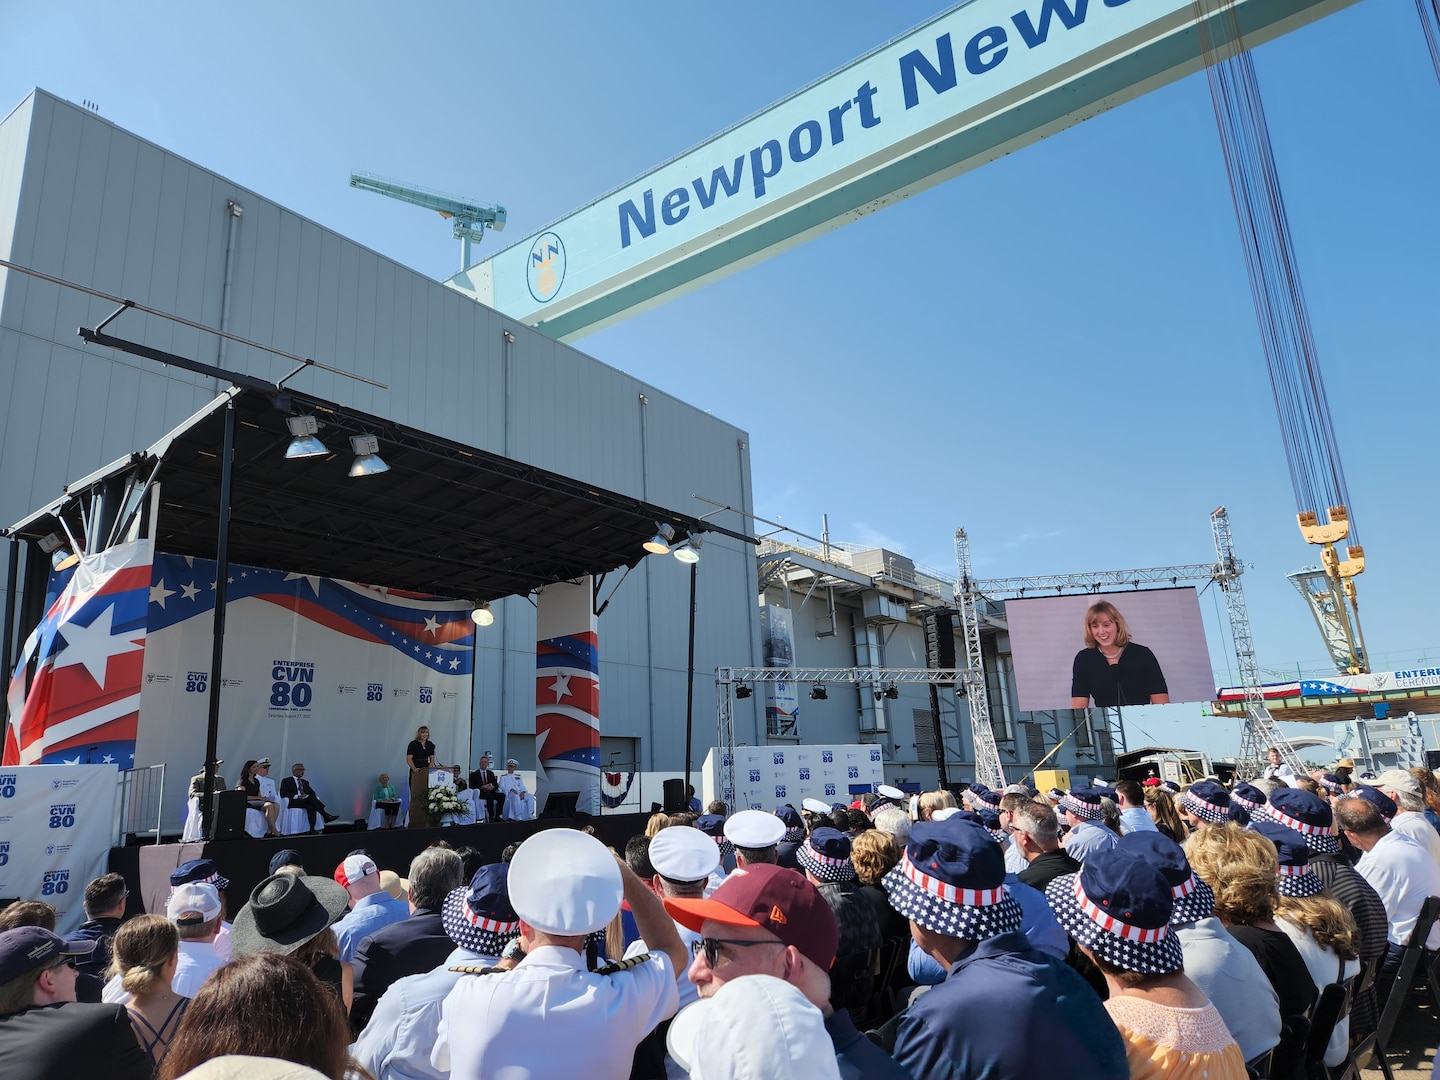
top-left (279, 763), bottom-right (339, 833)
top-left (468, 754), bottom-right (504, 822)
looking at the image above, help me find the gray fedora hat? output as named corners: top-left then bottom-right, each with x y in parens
top-left (229, 873), bottom-right (349, 957)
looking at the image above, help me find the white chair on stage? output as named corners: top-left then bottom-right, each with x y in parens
top-left (367, 799), bottom-right (408, 830)
top-left (277, 797), bottom-right (311, 835)
top-left (182, 797), bottom-right (203, 842)
top-left (244, 807), bottom-right (269, 838)
top-left (456, 787), bottom-right (485, 823)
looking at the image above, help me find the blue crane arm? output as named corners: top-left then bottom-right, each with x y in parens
top-left (349, 171), bottom-right (505, 228)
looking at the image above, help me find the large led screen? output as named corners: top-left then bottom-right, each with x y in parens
top-left (1005, 587), bottom-right (1214, 712)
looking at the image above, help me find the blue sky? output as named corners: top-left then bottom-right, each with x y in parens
top-left (4, 1), bottom-right (1437, 759)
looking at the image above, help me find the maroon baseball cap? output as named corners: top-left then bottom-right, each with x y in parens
top-left (664, 864), bottom-right (838, 970)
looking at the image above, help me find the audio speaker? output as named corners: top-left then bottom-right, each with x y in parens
top-left (923, 608), bottom-right (957, 670)
top-left (1426, 750), bottom-right (1440, 772)
top-left (210, 789), bottom-right (247, 841)
top-left (662, 778), bottom-right (687, 813)
top-left (540, 792), bottom-right (579, 818)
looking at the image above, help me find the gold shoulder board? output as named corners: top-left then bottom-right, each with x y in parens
top-left (595, 953), bottom-right (650, 975)
top-left (448, 964), bottom-right (503, 975)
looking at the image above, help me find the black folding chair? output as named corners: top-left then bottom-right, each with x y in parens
top-left (1302, 981), bottom-right (1349, 1077)
top-left (1334, 895), bottom-right (1440, 1080)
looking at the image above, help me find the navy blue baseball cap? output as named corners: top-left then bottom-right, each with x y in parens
top-left (0, 926), bottom-right (95, 984)
top-left (1117, 831), bottom-right (1214, 925)
top-left (882, 819), bottom-right (1022, 941)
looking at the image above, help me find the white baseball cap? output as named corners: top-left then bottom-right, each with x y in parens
top-left (167, 881), bottom-right (222, 924)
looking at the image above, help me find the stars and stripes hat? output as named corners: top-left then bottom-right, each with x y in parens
top-left (1346, 784), bottom-right (1396, 823)
top-left (1231, 783), bottom-right (1268, 816)
top-left (441, 863), bottom-right (520, 959)
top-left (1159, 781), bottom-right (1181, 794)
top-left (1180, 781), bottom-right (1232, 825)
top-left (976, 790), bottom-right (1003, 814)
top-left (1059, 788), bottom-right (1105, 821)
top-left (796, 827), bottom-right (857, 883)
top-left (1046, 848), bottom-right (1185, 975)
top-left (696, 814), bottom-right (735, 860)
top-left (1252, 820), bottom-right (1325, 897)
top-left (171, 858), bottom-right (229, 892)
top-left (1267, 788), bottom-right (1341, 854)
top-left (1317, 773), bottom-right (1346, 796)
top-left (882, 819), bottom-right (1023, 941)
top-left (975, 808), bottom-right (1006, 842)
top-left (774, 804), bottom-right (807, 844)
top-left (1117, 831), bottom-right (1215, 925)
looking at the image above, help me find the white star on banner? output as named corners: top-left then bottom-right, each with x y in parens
top-left (549, 673), bottom-right (572, 703)
top-left (101, 754), bottom-right (114, 764)
top-left (62, 756), bottom-right (81, 765)
top-left (449, 658), bottom-right (461, 670)
top-left (282, 573), bottom-right (323, 595)
top-left (53, 602), bottom-right (145, 687)
top-left (181, 582), bottom-right (200, 601)
top-left (423, 615), bottom-right (440, 636)
top-left (149, 580), bottom-right (176, 607)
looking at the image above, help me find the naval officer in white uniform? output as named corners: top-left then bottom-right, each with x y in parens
top-left (434, 828), bottom-right (686, 1079)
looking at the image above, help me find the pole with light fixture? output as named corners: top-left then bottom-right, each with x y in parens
top-left (681, 537), bottom-right (699, 797)
top-left (643, 524), bottom-right (675, 555)
top-left (348, 435), bottom-right (389, 477)
top-left (284, 415), bottom-right (328, 458)
top-left (200, 400), bottom-right (237, 838)
top-left (471, 602), bottom-right (494, 627)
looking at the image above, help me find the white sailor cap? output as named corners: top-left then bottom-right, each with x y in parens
top-left (650, 825), bottom-right (721, 882)
top-left (801, 798), bottom-right (832, 815)
top-left (508, 828), bottom-right (623, 935)
top-left (875, 784), bottom-right (906, 802)
top-left (724, 809), bottom-right (785, 849)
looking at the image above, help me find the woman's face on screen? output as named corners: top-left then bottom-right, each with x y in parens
top-left (1090, 615), bottom-right (1117, 649)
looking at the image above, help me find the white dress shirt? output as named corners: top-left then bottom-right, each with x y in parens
top-left (172, 938), bottom-right (226, 997)
top-left (1390, 811), bottom-right (1440, 870)
top-left (434, 944), bottom-right (678, 1080)
top-left (1356, 830), bottom-right (1440, 948)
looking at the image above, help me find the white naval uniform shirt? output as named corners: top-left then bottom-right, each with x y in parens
top-left (433, 943), bottom-right (678, 1080)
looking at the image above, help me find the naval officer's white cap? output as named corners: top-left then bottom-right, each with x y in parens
top-left (508, 828), bottom-right (623, 935)
top-left (801, 798), bottom-right (832, 815)
top-left (724, 809), bottom-right (786, 849)
top-left (650, 825), bottom-right (721, 882)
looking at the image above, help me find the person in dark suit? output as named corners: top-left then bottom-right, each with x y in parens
top-left (280, 763), bottom-right (340, 833)
top-left (0, 927), bottom-right (151, 1080)
top-left (349, 847), bottom-right (464, 1030)
top-left (468, 754), bottom-right (504, 822)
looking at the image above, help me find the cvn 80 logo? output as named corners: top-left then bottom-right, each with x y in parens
top-left (185, 671), bottom-right (208, 693)
top-left (0, 773), bottom-right (15, 798)
top-left (271, 661), bottom-right (315, 709)
top-left (42, 870), bottom-right (70, 896)
top-left (0, 841), bottom-right (9, 867)
top-left (49, 804), bottom-right (76, 828)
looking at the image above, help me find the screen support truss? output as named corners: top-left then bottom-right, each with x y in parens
top-left (713, 667), bottom-right (969, 807)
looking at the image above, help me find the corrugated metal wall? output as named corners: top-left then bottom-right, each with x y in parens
top-left (0, 90), bottom-right (763, 771)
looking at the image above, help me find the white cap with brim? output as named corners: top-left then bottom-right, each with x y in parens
top-left (651, 825), bottom-right (722, 881)
top-left (167, 882), bottom-right (222, 924)
top-left (876, 784), bottom-right (906, 802)
top-left (801, 798), bottom-right (831, 815)
top-left (508, 828), bottom-right (623, 935)
top-left (724, 809), bottom-right (785, 849)
top-left (667, 974), bottom-right (841, 1080)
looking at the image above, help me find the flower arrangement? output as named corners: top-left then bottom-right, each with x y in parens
top-left (426, 784), bottom-right (472, 819)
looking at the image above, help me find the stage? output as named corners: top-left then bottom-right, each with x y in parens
top-left (109, 812), bottom-right (650, 919)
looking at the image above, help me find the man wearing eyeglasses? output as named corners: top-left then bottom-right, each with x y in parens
top-left (0, 926), bottom-right (151, 1079)
top-left (665, 863), bottom-right (911, 1080)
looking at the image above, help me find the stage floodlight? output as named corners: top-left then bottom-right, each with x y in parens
top-left (471, 602), bottom-right (495, 627)
top-left (884, 684), bottom-right (900, 700)
top-left (809, 685), bottom-right (827, 700)
top-left (643, 523), bottom-right (675, 555)
top-left (284, 414), bottom-right (328, 459)
top-left (348, 434), bottom-right (389, 477)
top-left (673, 535), bottom-right (702, 564)
top-left (734, 684), bottom-right (752, 699)
top-left (38, 532), bottom-right (78, 571)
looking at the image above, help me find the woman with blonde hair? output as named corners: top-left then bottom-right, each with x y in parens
top-left (850, 828), bottom-right (907, 940)
top-left (916, 788), bottom-right (957, 822)
top-left (644, 811), bottom-right (671, 837)
top-left (1070, 600), bottom-right (1170, 708)
top-left (111, 914), bottom-right (188, 1071)
top-left (1144, 786), bottom-right (1187, 843)
top-left (1185, 823), bottom-right (1316, 1080)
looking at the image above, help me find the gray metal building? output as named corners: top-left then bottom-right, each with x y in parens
top-left (0, 88), bottom-right (765, 774)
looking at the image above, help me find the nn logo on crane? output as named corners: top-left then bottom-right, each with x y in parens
top-left (527, 232), bottom-right (566, 303)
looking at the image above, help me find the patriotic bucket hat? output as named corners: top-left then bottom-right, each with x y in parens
top-left (774, 804), bottom-right (807, 844)
top-left (442, 863), bottom-right (520, 958)
top-left (1159, 780), bottom-right (1181, 794)
top-left (1180, 781), bottom-right (1232, 825)
top-left (1047, 848), bottom-right (1185, 975)
top-left (975, 808), bottom-right (1006, 842)
top-left (171, 858), bottom-right (229, 892)
top-left (882, 819), bottom-right (1023, 941)
top-left (696, 814), bottom-right (736, 860)
top-left (1317, 773), bottom-right (1346, 796)
top-left (1347, 785), bottom-right (1396, 822)
top-left (796, 827), bottom-right (857, 883)
top-left (1059, 788), bottom-right (1105, 822)
top-left (1231, 783), bottom-right (1268, 816)
top-left (1117, 831), bottom-right (1214, 925)
top-left (1267, 788), bottom-right (1340, 854)
top-left (1252, 820), bottom-right (1324, 898)
top-left (976, 790), bottom-right (1003, 814)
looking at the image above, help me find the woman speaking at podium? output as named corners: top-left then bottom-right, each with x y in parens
top-left (405, 725), bottom-right (443, 828)
top-left (1070, 600), bottom-right (1170, 709)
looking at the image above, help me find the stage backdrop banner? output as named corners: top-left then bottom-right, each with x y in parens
top-left (0, 764), bottom-right (117, 932)
top-left (761, 604), bottom-right (799, 731)
top-left (137, 554), bottom-right (474, 834)
top-left (535, 577), bottom-right (600, 817)
top-left (706, 744), bottom-right (885, 810)
top-left (1005, 588), bottom-right (1213, 713)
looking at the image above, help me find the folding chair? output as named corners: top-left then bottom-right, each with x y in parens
top-left (1334, 895), bottom-right (1440, 1080)
top-left (1302, 981), bottom-right (1349, 1076)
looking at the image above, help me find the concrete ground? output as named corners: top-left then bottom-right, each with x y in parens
top-left (1366, 975), bottom-right (1438, 1079)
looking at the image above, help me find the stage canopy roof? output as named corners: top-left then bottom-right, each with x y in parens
top-left (6, 385), bottom-right (754, 603)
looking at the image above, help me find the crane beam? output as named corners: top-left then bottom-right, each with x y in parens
top-left (350, 172), bottom-right (506, 271)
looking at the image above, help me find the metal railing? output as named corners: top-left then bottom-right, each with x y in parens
top-left (114, 764), bottom-right (166, 845)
